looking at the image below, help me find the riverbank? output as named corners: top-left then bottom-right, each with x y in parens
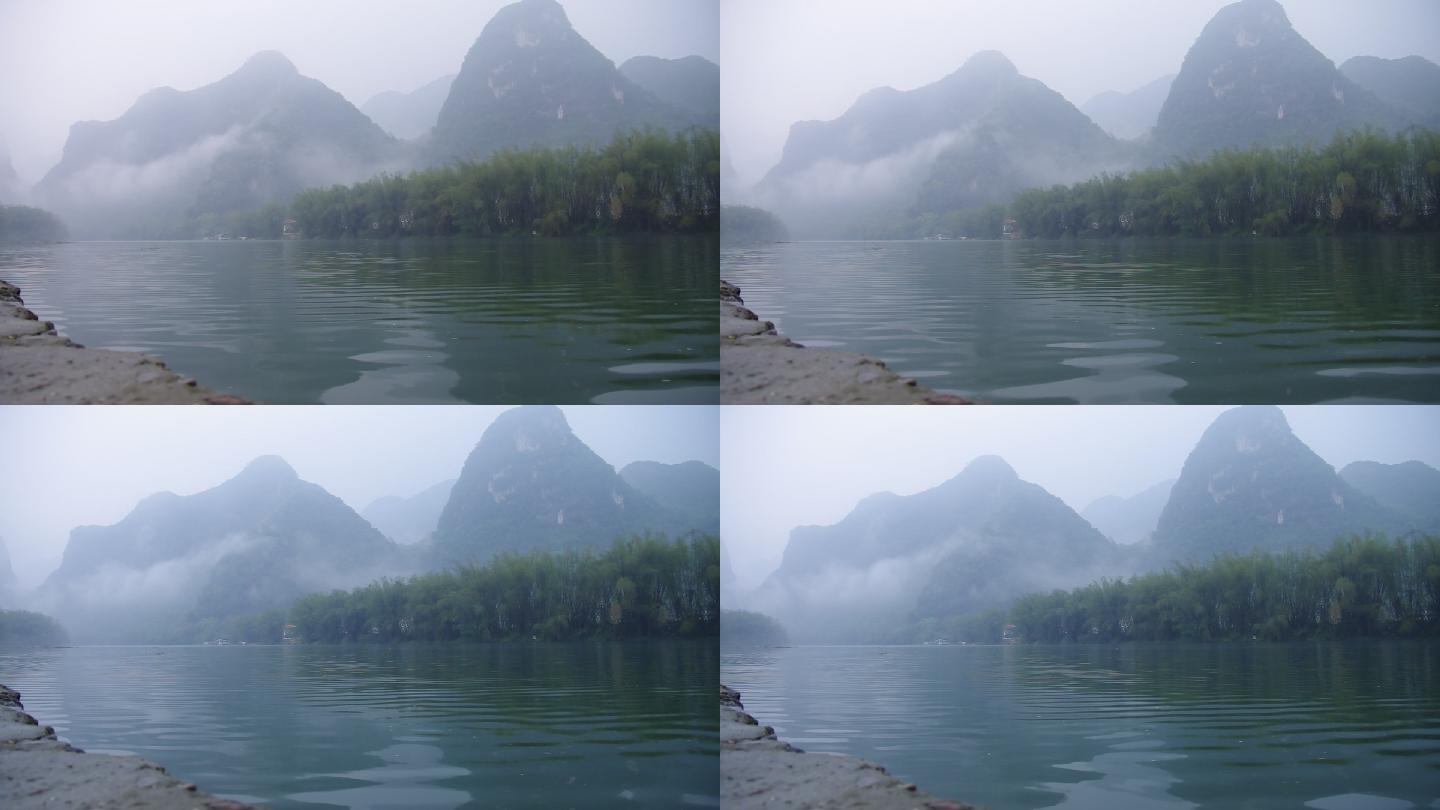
top-left (0, 683), bottom-right (256, 809)
top-left (720, 684), bottom-right (980, 809)
top-left (0, 280), bottom-right (251, 404)
top-left (720, 281), bottom-right (972, 404)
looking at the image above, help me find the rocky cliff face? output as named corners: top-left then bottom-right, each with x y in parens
top-left (428, 0), bottom-right (696, 165)
top-left (1150, 406), bottom-right (1407, 562)
top-left (1153, 0), bottom-right (1398, 157)
top-left (430, 406), bottom-right (701, 565)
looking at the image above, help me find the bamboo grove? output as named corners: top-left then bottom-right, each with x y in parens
top-left (1008, 129), bottom-right (1440, 238)
top-left (273, 534), bottom-right (718, 644)
top-left (1009, 534), bottom-right (1440, 643)
top-left (266, 128), bottom-right (719, 239)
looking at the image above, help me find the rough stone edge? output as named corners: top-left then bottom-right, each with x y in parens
top-left (719, 280), bottom-right (974, 405)
top-left (0, 279), bottom-right (254, 404)
top-left (720, 683), bottom-right (982, 810)
top-left (0, 683), bottom-right (258, 808)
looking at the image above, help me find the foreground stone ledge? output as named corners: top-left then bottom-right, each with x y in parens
top-left (0, 684), bottom-right (257, 809)
top-left (0, 279), bottom-right (252, 404)
top-left (720, 684), bottom-right (982, 810)
top-left (720, 280), bottom-right (973, 405)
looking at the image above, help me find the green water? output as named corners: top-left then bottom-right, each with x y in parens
top-left (721, 642), bottom-right (1440, 809)
top-left (1, 641), bottom-right (717, 809)
top-left (0, 236), bottom-right (718, 404)
top-left (723, 236), bottom-right (1440, 403)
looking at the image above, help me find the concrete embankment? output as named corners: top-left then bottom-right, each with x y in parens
top-left (0, 280), bottom-right (251, 404)
top-left (0, 684), bottom-right (256, 809)
top-left (720, 281), bottom-right (972, 405)
top-left (720, 684), bottom-right (981, 810)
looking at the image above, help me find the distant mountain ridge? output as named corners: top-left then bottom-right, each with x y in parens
top-left (1081, 74), bottom-right (1175, 140)
top-left (362, 478), bottom-right (456, 545)
top-left (755, 455), bottom-right (1125, 639)
top-left (427, 0), bottom-right (700, 165)
top-left (361, 73), bottom-right (457, 140)
top-left (756, 50), bottom-right (1127, 235)
top-left (39, 455), bottom-right (407, 641)
top-left (619, 55), bottom-right (720, 126)
top-left (37, 50), bottom-right (401, 237)
top-left (619, 460), bottom-right (720, 536)
top-left (1081, 478), bottom-right (1176, 545)
top-left (1339, 460), bottom-right (1440, 530)
top-left (1340, 55), bottom-right (1440, 129)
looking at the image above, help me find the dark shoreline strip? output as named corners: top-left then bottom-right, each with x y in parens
top-left (719, 280), bottom-right (972, 405)
top-left (0, 683), bottom-right (257, 809)
top-left (0, 279), bottom-right (251, 404)
top-left (720, 683), bottom-right (981, 809)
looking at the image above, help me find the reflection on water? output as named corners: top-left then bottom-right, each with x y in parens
top-left (721, 642), bottom-right (1440, 810)
top-left (0, 641), bottom-right (717, 809)
top-left (723, 236), bottom-right (1440, 404)
top-left (0, 237), bottom-right (718, 404)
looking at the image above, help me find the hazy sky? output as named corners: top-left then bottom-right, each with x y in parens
top-left (722, 0), bottom-right (1440, 185)
top-left (0, 405), bottom-right (718, 590)
top-left (721, 406), bottom-right (1440, 589)
top-left (0, 0), bottom-right (718, 184)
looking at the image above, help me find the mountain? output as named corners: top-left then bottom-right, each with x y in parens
top-left (362, 479), bottom-right (457, 545)
top-left (1153, 0), bottom-right (1399, 158)
top-left (428, 0), bottom-right (698, 165)
top-left (1340, 55), bottom-right (1440, 128)
top-left (0, 537), bottom-right (16, 606)
top-left (430, 406), bottom-right (703, 565)
top-left (757, 50), bottom-right (1127, 236)
top-left (619, 55), bottom-right (720, 126)
top-left (38, 50), bottom-right (401, 238)
top-left (1339, 460), bottom-right (1440, 530)
top-left (1081, 74), bottom-right (1176, 140)
top-left (720, 542), bottom-right (737, 597)
top-left (0, 141), bottom-right (21, 201)
top-left (1151, 406), bottom-right (1408, 562)
top-left (756, 455), bottom-right (1124, 639)
top-left (39, 456), bottom-right (405, 640)
top-left (361, 73), bottom-right (457, 140)
top-left (1081, 479), bottom-right (1176, 545)
top-left (618, 460), bottom-right (719, 535)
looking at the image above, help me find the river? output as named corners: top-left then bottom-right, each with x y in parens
top-left (722, 641), bottom-right (1440, 810)
top-left (1, 236), bottom-right (718, 404)
top-left (722, 237), bottom-right (1440, 404)
top-left (1, 641), bottom-right (718, 809)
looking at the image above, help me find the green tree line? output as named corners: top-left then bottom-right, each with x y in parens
top-left (0, 609), bottom-right (69, 645)
top-left (1009, 129), bottom-right (1440, 238)
top-left (1009, 534), bottom-right (1440, 643)
top-left (223, 129), bottom-right (719, 240)
top-left (222, 534), bottom-right (719, 644)
top-left (0, 205), bottom-right (67, 242)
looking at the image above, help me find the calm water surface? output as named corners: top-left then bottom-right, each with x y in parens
top-left (723, 237), bottom-right (1440, 403)
top-left (1, 237), bottom-right (717, 404)
top-left (1, 641), bottom-right (717, 809)
top-left (722, 642), bottom-right (1440, 810)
